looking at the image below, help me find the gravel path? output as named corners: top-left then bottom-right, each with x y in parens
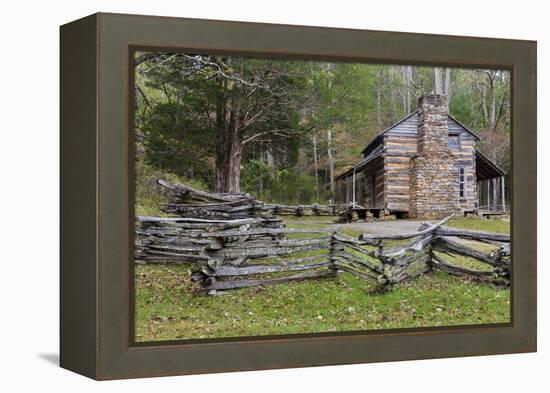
top-left (285, 217), bottom-right (500, 247)
top-left (333, 219), bottom-right (425, 236)
top-left (333, 219), bottom-right (485, 246)
top-left (287, 217), bottom-right (430, 236)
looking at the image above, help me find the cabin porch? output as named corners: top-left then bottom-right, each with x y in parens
top-left (335, 153), bottom-right (384, 218)
top-left (475, 150), bottom-right (508, 216)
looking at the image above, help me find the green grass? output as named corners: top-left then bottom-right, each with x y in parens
top-left (446, 217), bottom-right (510, 233)
top-left (135, 265), bottom-right (509, 341)
top-left (135, 216), bottom-right (510, 342)
top-left (136, 201), bottom-right (168, 217)
top-left (135, 159), bottom-right (209, 217)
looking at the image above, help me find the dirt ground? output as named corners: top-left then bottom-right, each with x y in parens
top-left (289, 216), bottom-right (429, 236)
top-left (333, 219), bottom-right (425, 236)
top-left (290, 217), bottom-right (493, 245)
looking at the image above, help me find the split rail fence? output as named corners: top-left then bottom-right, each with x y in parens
top-left (135, 214), bottom-right (511, 294)
top-left (158, 179), bottom-right (337, 218)
top-left (260, 203), bottom-right (337, 217)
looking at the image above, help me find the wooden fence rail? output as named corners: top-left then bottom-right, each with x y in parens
top-left (259, 203), bottom-right (337, 217)
top-left (135, 214), bottom-right (511, 294)
top-left (157, 179), bottom-right (337, 218)
top-left (135, 215), bottom-right (287, 263)
top-left (158, 179), bottom-right (269, 219)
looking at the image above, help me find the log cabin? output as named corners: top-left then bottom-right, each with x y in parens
top-left (335, 94), bottom-right (506, 219)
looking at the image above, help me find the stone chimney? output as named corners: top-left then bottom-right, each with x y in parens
top-left (409, 95), bottom-right (461, 218)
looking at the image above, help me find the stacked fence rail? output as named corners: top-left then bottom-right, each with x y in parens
top-left (158, 179), bottom-right (338, 218)
top-left (135, 212), bottom-right (511, 294)
top-left (260, 203), bottom-right (337, 216)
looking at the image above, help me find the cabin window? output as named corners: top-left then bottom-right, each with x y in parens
top-left (459, 167), bottom-right (466, 198)
top-left (449, 135), bottom-right (460, 150)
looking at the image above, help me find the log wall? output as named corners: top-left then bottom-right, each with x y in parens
top-left (381, 115), bottom-right (478, 214)
top-left (363, 160), bottom-right (385, 209)
top-left (383, 129), bottom-right (418, 212)
top-left (450, 124), bottom-right (477, 213)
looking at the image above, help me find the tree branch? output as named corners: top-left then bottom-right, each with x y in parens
top-left (242, 129), bottom-right (290, 146)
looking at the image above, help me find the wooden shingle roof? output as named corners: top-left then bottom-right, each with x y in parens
top-left (476, 150), bottom-right (506, 180)
top-left (361, 110), bottom-right (481, 156)
top-left (335, 149), bottom-right (383, 180)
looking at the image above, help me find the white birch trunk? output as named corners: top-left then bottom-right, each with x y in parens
top-left (313, 135), bottom-right (319, 202)
top-left (444, 68), bottom-right (451, 103)
top-left (434, 67), bottom-right (443, 94)
top-left (327, 129), bottom-right (335, 199)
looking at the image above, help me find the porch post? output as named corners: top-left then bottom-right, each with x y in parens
top-left (346, 176), bottom-right (349, 205)
top-left (501, 176), bottom-right (506, 212)
top-left (485, 179), bottom-right (491, 211)
top-left (352, 169), bottom-right (356, 208)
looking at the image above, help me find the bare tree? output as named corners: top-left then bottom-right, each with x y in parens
top-left (471, 69), bottom-right (509, 208)
top-left (475, 70), bottom-right (508, 160)
top-left (327, 129), bottom-right (335, 199)
top-left (401, 65), bottom-right (413, 115)
top-left (434, 67), bottom-right (443, 94)
top-left (266, 146), bottom-right (275, 175)
top-left (313, 135), bottom-right (319, 201)
top-left (444, 68), bottom-right (452, 100)
top-left (434, 67), bottom-right (452, 101)
top-left (376, 80), bottom-right (383, 128)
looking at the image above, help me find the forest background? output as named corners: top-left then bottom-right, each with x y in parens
top-left (134, 53), bottom-right (510, 208)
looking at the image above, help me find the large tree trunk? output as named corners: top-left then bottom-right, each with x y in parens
top-left (214, 90), bottom-right (243, 193)
top-left (215, 131), bottom-right (243, 193)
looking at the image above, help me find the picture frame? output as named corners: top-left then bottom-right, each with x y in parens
top-left (60, 12), bottom-right (537, 380)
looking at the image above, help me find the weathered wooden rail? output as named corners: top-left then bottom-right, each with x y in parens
top-left (135, 215), bottom-right (284, 264)
top-left (158, 179), bottom-right (269, 220)
top-left (158, 179), bottom-right (337, 218)
top-left (135, 214), bottom-right (511, 294)
top-left (259, 203), bottom-right (337, 217)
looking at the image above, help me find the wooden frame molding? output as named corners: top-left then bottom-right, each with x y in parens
top-left (60, 12), bottom-right (537, 380)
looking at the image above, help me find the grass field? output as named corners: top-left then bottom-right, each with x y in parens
top-left (135, 216), bottom-right (510, 342)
